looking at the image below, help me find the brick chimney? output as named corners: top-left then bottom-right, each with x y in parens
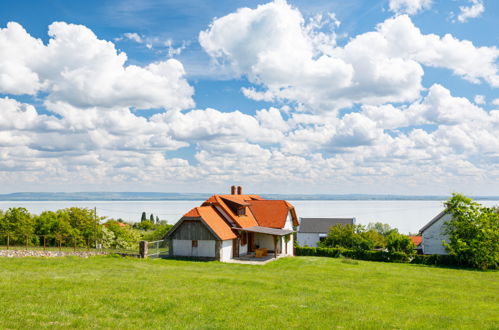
top-left (231, 185), bottom-right (236, 195)
top-left (237, 186), bottom-right (242, 195)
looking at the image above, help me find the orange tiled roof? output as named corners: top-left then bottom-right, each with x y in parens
top-left (214, 195), bottom-right (259, 228)
top-left (197, 206), bottom-right (237, 240)
top-left (248, 200), bottom-right (290, 228)
top-left (409, 236), bottom-right (422, 246)
top-left (249, 200), bottom-right (299, 228)
top-left (183, 207), bottom-right (200, 217)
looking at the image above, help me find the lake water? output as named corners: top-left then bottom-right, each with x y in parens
top-left (1, 200), bottom-right (498, 234)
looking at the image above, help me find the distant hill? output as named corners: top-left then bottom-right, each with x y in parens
top-left (0, 192), bottom-right (498, 201)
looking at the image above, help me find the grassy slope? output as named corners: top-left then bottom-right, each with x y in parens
top-left (0, 256), bottom-right (497, 329)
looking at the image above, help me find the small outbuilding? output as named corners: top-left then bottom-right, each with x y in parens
top-left (297, 217), bottom-right (355, 247)
top-left (419, 211), bottom-right (452, 255)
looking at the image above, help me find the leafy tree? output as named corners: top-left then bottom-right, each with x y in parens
top-left (65, 207), bottom-right (102, 245)
top-left (320, 224), bottom-right (379, 251)
top-left (386, 231), bottom-right (415, 254)
top-left (134, 220), bottom-right (155, 231)
top-left (367, 222), bottom-right (397, 237)
top-left (360, 229), bottom-right (386, 249)
top-left (142, 223), bottom-right (173, 241)
top-left (104, 219), bottom-right (142, 249)
top-left (156, 216), bottom-right (160, 224)
top-left (34, 210), bottom-right (74, 246)
top-left (443, 194), bottom-right (499, 270)
top-left (0, 207), bottom-right (35, 244)
top-left (141, 212), bottom-right (147, 222)
top-left (150, 214), bottom-right (155, 223)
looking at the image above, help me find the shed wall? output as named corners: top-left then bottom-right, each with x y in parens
top-left (172, 239), bottom-right (216, 257)
top-left (170, 220), bottom-right (216, 240)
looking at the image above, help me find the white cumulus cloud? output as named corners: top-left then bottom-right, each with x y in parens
top-left (0, 22), bottom-right (195, 111)
top-left (457, 0), bottom-right (484, 23)
top-left (388, 0), bottom-right (432, 15)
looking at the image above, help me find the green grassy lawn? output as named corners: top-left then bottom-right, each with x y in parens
top-left (0, 256), bottom-right (497, 329)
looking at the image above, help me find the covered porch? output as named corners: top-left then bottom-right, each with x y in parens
top-left (235, 226), bottom-right (294, 259)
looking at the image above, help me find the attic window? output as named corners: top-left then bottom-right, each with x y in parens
top-left (237, 207), bottom-right (246, 216)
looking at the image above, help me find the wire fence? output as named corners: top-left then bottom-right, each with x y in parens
top-left (0, 233), bottom-right (140, 255)
top-left (147, 240), bottom-right (169, 259)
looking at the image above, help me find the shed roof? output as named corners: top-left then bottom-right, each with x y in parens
top-left (298, 218), bottom-right (354, 233)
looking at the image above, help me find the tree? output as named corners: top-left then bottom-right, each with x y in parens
top-left (156, 216), bottom-right (160, 224)
top-left (386, 231), bottom-right (415, 254)
top-left (34, 210), bottom-right (74, 246)
top-left (367, 222), bottom-right (396, 237)
top-left (443, 193), bottom-right (499, 270)
top-left (65, 207), bottom-right (101, 245)
top-left (150, 214), bottom-right (155, 223)
top-left (0, 207), bottom-right (34, 244)
top-left (142, 223), bottom-right (173, 241)
top-left (320, 224), bottom-right (379, 250)
top-left (141, 212), bottom-right (147, 222)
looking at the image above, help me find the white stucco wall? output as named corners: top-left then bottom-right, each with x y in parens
top-left (254, 233), bottom-right (275, 250)
top-left (422, 213), bottom-right (451, 255)
top-left (281, 234), bottom-right (294, 256)
top-left (283, 213), bottom-right (293, 230)
top-left (172, 239), bottom-right (215, 258)
top-left (220, 239), bottom-right (233, 261)
top-left (297, 233), bottom-right (321, 247)
top-left (239, 238), bottom-right (248, 256)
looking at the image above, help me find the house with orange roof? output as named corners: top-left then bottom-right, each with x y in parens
top-left (165, 186), bottom-right (299, 261)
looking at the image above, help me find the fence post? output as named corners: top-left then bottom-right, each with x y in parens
top-left (7, 234), bottom-right (10, 250)
top-left (139, 241), bottom-right (148, 259)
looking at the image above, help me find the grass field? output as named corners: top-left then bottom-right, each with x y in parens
top-left (0, 256), bottom-right (497, 329)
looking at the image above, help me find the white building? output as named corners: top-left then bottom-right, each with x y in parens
top-left (297, 217), bottom-right (355, 247)
top-left (165, 186), bottom-right (298, 261)
top-left (419, 211), bottom-right (452, 255)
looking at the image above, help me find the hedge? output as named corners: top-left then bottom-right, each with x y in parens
top-left (295, 246), bottom-right (410, 263)
top-left (295, 246), bottom-right (464, 267)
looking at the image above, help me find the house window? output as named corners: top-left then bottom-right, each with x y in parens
top-left (192, 240), bottom-right (198, 247)
top-left (237, 207), bottom-right (246, 216)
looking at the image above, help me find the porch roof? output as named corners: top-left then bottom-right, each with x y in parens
top-left (235, 226), bottom-right (294, 236)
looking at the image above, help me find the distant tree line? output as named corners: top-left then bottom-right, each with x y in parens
top-left (0, 207), bottom-right (172, 250)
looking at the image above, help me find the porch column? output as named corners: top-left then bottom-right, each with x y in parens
top-left (273, 235), bottom-right (277, 259)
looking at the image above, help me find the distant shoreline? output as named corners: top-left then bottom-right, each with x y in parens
top-left (0, 192), bottom-right (498, 202)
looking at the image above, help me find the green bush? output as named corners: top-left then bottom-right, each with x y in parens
top-left (295, 246), bottom-right (411, 263)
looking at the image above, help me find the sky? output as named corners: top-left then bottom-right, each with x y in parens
top-left (0, 0), bottom-right (498, 195)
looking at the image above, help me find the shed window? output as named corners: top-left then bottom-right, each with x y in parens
top-left (192, 240), bottom-right (198, 247)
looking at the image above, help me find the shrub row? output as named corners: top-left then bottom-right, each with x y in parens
top-left (295, 246), bottom-right (410, 263)
top-left (296, 246), bottom-right (463, 267)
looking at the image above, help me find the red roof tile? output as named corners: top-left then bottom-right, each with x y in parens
top-left (248, 200), bottom-right (291, 228)
top-left (197, 206), bottom-right (237, 240)
top-left (183, 207), bottom-right (200, 217)
top-left (409, 236), bottom-right (422, 246)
